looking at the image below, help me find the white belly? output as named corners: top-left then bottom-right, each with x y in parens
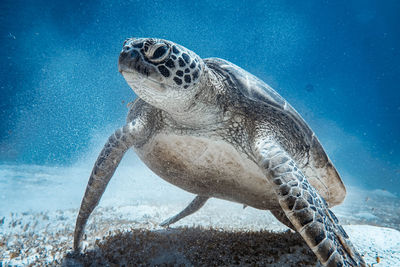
top-left (134, 133), bottom-right (280, 210)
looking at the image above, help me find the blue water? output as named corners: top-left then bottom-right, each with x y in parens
top-left (0, 0), bottom-right (399, 197)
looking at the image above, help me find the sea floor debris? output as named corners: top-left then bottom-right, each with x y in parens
top-left (1, 204), bottom-right (399, 266)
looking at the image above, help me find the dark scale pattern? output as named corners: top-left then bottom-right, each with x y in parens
top-left (337, 225), bottom-right (348, 238)
top-left (326, 232), bottom-right (335, 241)
top-left (171, 55), bottom-right (177, 60)
top-left (315, 240), bottom-right (335, 263)
top-left (176, 70), bottom-right (183, 77)
top-left (310, 206), bottom-right (317, 211)
top-left (280, 172), bottom-right (296, 182)
top-left (327, 253), bottom-right (344, 267)
top-left (314, 213), bottom-right (324, 224)
top-left (172, 46), bottom-right (179, 54)
top-left (302, 183), bottom-right (309, 190)
top-left (178, 58), bottom-right (186, 67)
top-left (303, 222), bottom-right (326, 247)
top-left (192, 70), bottom-right (199, 80)
top-left (290, 187), bottom-right (301, 197)
top-left (293, 198), bottom-right (309, 210)
top-left (321, 197), bottom-right (328, 207)
top-left (303, 191), bottom-right (314, 205)
top-left (283, 196), bottom-right (297, 210)
top-left (173, 77), bottom-right (182, 85)
top-left (279, 184), bottom-right (290, 196)
top-left (184, 75), bottom-right (191, 83)
top-left (295, 173), bottom-right (303, 181)
top-left (295, 209), bottom-right (314, 227)
top-left (133, 42), bottom-right (143, 48)
top-left (185, 68), bottom-right (190, 73)
top-left (182, 53), bottom-right (190, 63)
top-left (165, 59), bottom-right (175, 68)
top-left (310, 190), bottom-right (317, 198)
top-left (190, 62), bottom-right (196, 69)
top-left (158, 65), bottom-right (170, 77)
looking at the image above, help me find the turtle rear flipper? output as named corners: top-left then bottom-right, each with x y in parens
top-left (254, 139), bottom-right (366, 267)
top-left (160, 195), bottom-right (209, 227)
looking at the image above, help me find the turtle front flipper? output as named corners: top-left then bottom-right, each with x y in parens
top-left (254, 139), bottom-right (366, 267)
top-left (74, 120), bottom-right (148, 252)
top-left (160, 195), bottom-right (209, 227)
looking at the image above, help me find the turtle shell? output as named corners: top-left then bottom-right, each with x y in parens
top-left (204, 58), bottom-right (346, 207)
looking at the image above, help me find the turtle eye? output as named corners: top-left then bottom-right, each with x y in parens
top-left (146, 43), bottom-right (170, 63)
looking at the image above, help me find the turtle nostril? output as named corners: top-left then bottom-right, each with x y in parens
top-left (130, 50), bottom-right (138, 59)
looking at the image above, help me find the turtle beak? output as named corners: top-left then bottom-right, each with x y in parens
top-left (119, 50), bottom-right (136, 73)
top-left (118, 41), bottom-right (140, 73)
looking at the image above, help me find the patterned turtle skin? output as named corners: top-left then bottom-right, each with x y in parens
top-left (74, 38), bottom-right (366, 267)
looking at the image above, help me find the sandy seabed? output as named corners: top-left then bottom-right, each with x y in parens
top-left (1, 162), bottom-right (399, 266)
top-left (1, 202), bottom-right (399, 267)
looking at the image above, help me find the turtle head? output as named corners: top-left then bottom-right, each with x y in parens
top-left (118, 38), bottom-right (205, 111)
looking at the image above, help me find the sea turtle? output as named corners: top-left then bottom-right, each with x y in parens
top-left (74, 38), bottom-right (366, 266)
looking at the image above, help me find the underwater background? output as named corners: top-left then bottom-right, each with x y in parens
top-left (0, 0), bottom-right (399, 212)
top-left (1, 1), bottom-right (400, 266)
